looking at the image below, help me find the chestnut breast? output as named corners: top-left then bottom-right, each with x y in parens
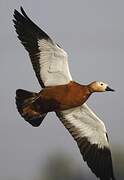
top-left (38, 81), bottom-right (91, 111)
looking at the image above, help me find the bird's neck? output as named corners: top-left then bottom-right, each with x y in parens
top-left (86, 85), bottom-right (94, 93)
top-left (70, 82), bottom-right (93, 106)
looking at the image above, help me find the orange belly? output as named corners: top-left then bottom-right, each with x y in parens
top-left (33, 81), bottom-right (91, 112)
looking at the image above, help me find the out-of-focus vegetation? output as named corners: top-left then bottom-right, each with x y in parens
top-left (37, 153), bottom-right (86, 180)
top-left (5, 145), bottom-right (124, 180)
top-left (36, 145), bottom-right (124, 180)
top-left (113, 146), bottom-right (124, 180)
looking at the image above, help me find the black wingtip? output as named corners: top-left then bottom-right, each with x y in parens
top-left (13, 7), bottom-right (28, 19)
top-left (13, 8), bottom-right (22, 19)
top-left (13, 9), bottom-right (18, 16)
top-left (13, 10), bottom-right (18, 25)
top-left (20, 6), bottom-right (28, 18)
top-left (20, 6), bottom-right (23, 11)
top-left (12, 19), bottom-right (16, 27)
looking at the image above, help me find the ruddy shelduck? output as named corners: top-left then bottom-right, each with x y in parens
top-left (13, 7), bottom-right (116, 180)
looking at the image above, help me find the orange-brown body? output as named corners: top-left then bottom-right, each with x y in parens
top-left (33, 81), bottom-right (91, 113)
top-left (16, 80), bottom-right (113, 126)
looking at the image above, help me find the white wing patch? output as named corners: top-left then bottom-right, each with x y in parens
top-left (56, 104), bottom-right (115, 180)
top-left (38, 39), bottom-right (72, 86)
top-left (58, 103), bottom-right (109, 149)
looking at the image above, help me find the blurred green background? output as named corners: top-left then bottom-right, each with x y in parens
top-left (36, 146), bottom-right (124, 180)
top-left (0, 0), bottom-right (124, 180)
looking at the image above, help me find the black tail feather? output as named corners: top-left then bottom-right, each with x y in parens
top-left (16, 89), bottom-right (47, 127)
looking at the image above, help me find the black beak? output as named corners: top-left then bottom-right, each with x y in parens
top-left (105, 86), bottom-right (115, 92)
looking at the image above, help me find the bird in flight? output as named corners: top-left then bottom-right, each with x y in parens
top-left (13, 7), bottom-right (116, 180)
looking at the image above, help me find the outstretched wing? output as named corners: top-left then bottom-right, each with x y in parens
top-left (56, 104), bottom-right (116, 180)
top-left (13, 7), bottom-right (72, 87)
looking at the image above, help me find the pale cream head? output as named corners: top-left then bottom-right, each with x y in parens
top-left (89, 81), bottom-right (115, 92)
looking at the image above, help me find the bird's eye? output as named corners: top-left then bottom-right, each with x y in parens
top-left (100, 83), bottom-right (103, 86)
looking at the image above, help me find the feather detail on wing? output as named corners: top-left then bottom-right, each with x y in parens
top-left (56, 103), bottom-right (116, 180)
top-left (13, 7), bottom-right (72, 87)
